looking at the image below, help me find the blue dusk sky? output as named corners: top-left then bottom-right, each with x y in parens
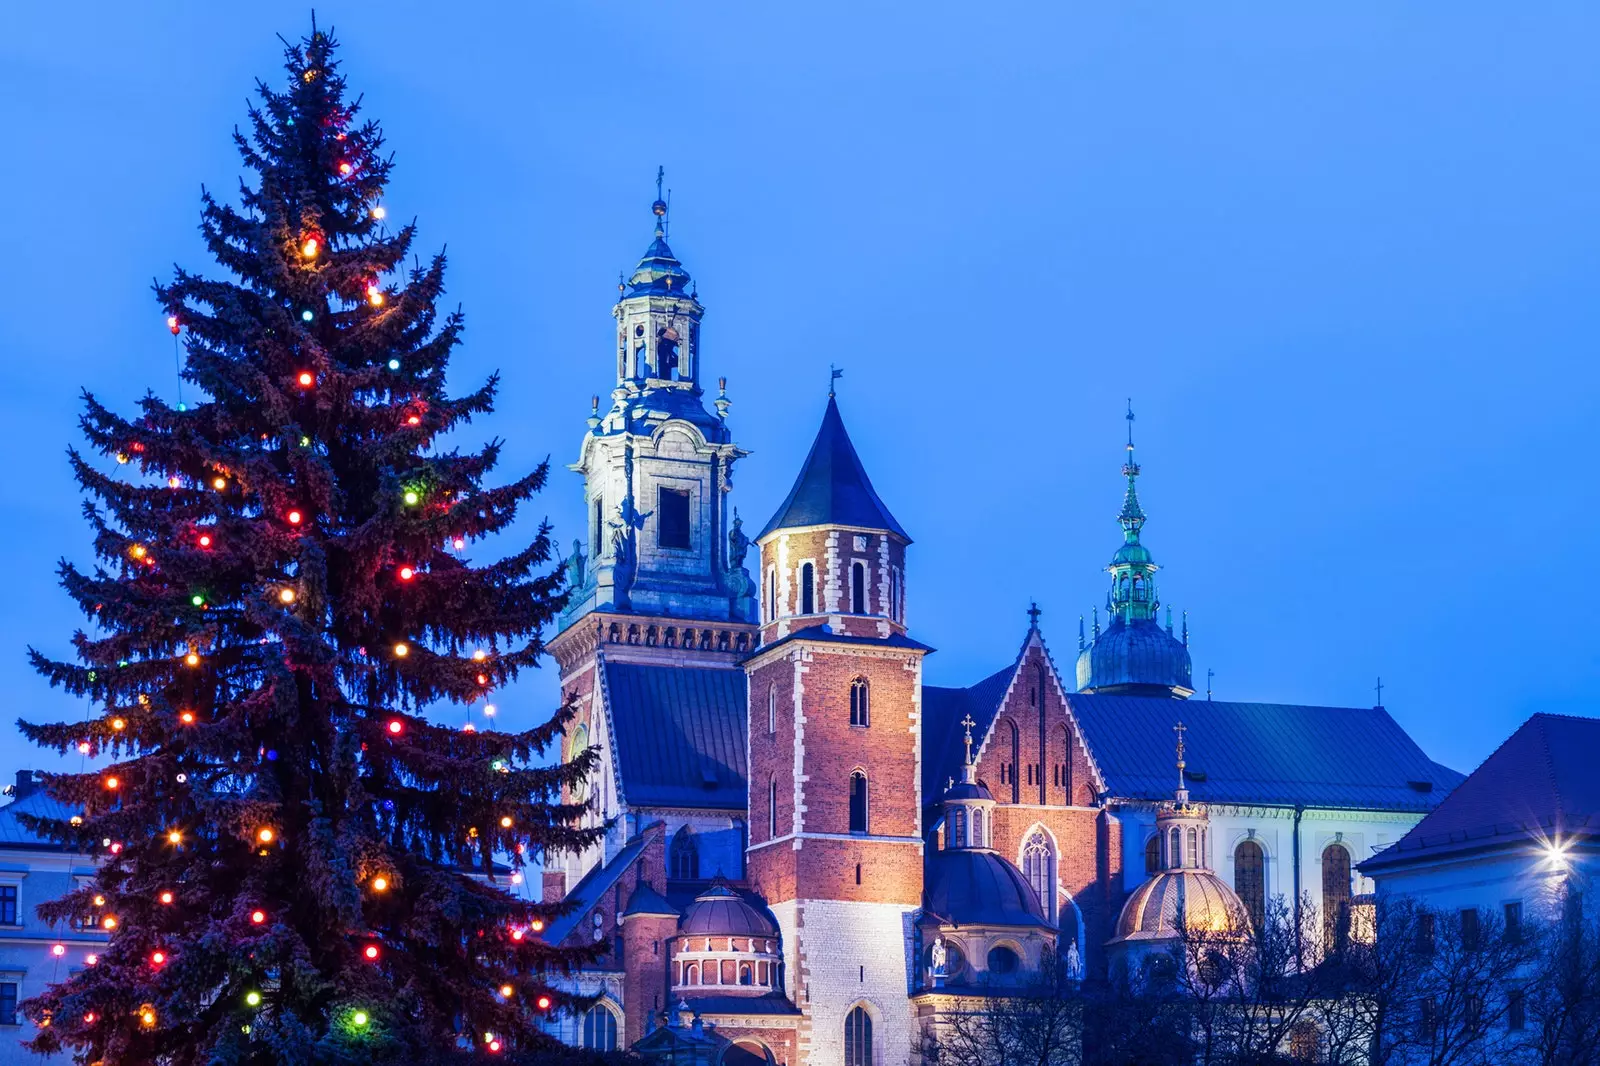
top-left (2, 4), bottom-right (1597, 788)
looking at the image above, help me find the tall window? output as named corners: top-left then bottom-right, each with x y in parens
top-left (592, 495), bottom-right (605, 557)
top-left (1187, 827), bottom-right (1199, 869)
top-left (1058, 725), bottom-right (1073, 804)
top-left (890, 567), bottom-right (902, 621)
top-left (1322, 844), bottom-right (1352, 952)
top-left (1235, 840), bottom-right (1265, 930)
top-left (658, 487), bottom-right (691, 549)
top-left (766, 568), bottom-right (777, 621)
top-left (767, 684), bottom-right (777, 735)
top-left (0, 982), bottom-right (15, 1026)
top-left (569, 724), bottom-right (590, 804)
top-left (1005, 719), bottom-right (1020, 804)
top-left (1145, 835), bottom-right (1160, 874)
top-left (581, 1005), bottom-right (618, 1051)
top-left (845, 1006), bottom-right (873, 1066)
top-left (0, 885), bottom-right (16, 925)
top-left (800, 563), bottom-right (815, 615)
top-left (851, 561), bottom-right (867, 614)
top-left (950, 808), bottom-right (967, 848)
top-left (1168, 827), bottom-right (1181, 869)
top-left (849, 677), bottom-right (870, 726)
top-left (848, 771), bottom-right (869, 833)
top-left (768, 777), bottom-right (779, 839)
top-left (971, 808), bottom-right (984, 848)
top-left (670, 827), bottom-right (700, 880)
top-left (1023, 831), bottom-right (1055, 921)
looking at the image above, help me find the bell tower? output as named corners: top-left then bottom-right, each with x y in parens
top-left (558, 171), bottom-right (757, 627)
top-left (744, 390), bottom-right (925, 1066)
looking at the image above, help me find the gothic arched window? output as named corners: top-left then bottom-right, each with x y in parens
top-left (845, 1006), bottom-right (873, 1066)
top-left (851, 560), bottom-right (867, 614)
top-left (670, 826), bottom-right (699, 880)
top-left (1145, 834), bottom-right (1160, 874)
top-left (1235, 840), bottom-right (1266, 930)
top-left (950, 807), bottom-right (967, 848)
top-left (768, 777), bottom-right (779, 840)
top-left (1023, 831), bottom-right (1055, 921)
top-left (848, 771), bottom-right (869, 834)
top-left (850, 677), bottom-right (869, 727)
top-left (581, 1005), bottom-right (618, 1051)
top-left (1323, 844), bottom-right (1353, 952)
top-left (800, 562), bottom-right (815, 615)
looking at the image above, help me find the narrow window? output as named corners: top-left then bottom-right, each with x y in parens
top-left (849, 771), bottom-right (868, 833)
top-left (845, 1007), bottom-right (873, 1066)
top-left (670, 826), bottom-right (700, 880)
top-left (1235, 840), bottom-right (1266, 930)
top-left (740, 965), bottom-right (752, 986)
top-left (1169, 827), bottom-right (1181, 868)
top-left (1322, 844), bottom-right (1352, 952)
top-left (0, 885), bottom-right (16, 925)
top-left (768, 777), bottom-right (778, 840)
top-left (767, 684), bottom-right (777, 735)
top-left (592, 495), bottom-right (605, 557)
top-left (851, 561), bottom-right (867, 614)
top-left (658, 487), bottom-right (691, 549)
top-left (1006, 720), bottom-right (1020, 804)
top-left (1145, 835), bottom-right (1160, 874)
top-left (0, 982), bottom-right (15, 1026)
top-left (800, 562), bottom-right (815, 615)
top-left (1023, 831), bottom-right (1055, 920)
top-left (1508, 989), bottom-right (1526, 1031)
top-left (950, 807), bottom-right (967, 848)
top-left (1504, 901), bottom-right (1523, 941)
top-left (766, 568), bottom-right (777, 621)
top-left (1186, 827), bottom-right (1199, 868)
top-left (849, 677), bottom-right (869, 726)
top-left (1460, 908), bottom-right (1481, 952)
top-left (1060, 725), bottom-right (1073, 802)
top-left (971, 808), bottom-right (984, 847)
top-left (855, 863), bottom-right (862, 885)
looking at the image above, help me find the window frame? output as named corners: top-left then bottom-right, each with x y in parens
top-left (849, 677), bottom-right (870, 727)
top-left (848, 770), bottom-right (869, 834)
top-left (656, 486), bottom-right (693, 551)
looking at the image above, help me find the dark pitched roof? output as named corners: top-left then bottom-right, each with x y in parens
top-left (541, 827), bottom-right (655, 946)
top-left (1067, 694), bottom-right (1464, 812)
top-left (1360, 713), bottom-right (1600, 872)
top-left (923, 660), bottom-right (1021, 801)
top-left (604, 661), bottom-right (748, 811)
top-left (623, 883), bottom-right (680, 918)
top-left (678, 993), bottom-right (802, 1016)
top-left (757, 396), bottom-right (909, 540)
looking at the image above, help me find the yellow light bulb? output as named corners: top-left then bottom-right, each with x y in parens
top-left (279, 588), bottom-right (297, 604)
top-left (372, 205), bottom-right (387, 220)
top-left (371, 876), bottom-right (389, 892)
top-left (500, 816), bottom-right (513, 828)
top-left (185, 652), bottom-right (200, 667)
top-left (393, 643), bottom-right (409, 658)
top-left (110, 718), bottom-right (125, 731)
top-left (257, 828), bottom-right (275, 843)
top-left (213, 477), bottom-right (226, 490)
top-left (167, 830), bottom-right (181, 844)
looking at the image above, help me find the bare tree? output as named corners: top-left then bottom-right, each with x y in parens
top-left (916, 952), bottom-right (1083, 1066)
top-left (1516, 894), bottom-right (1600, 1066)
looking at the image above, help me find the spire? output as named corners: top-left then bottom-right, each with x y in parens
top-left (1173, 720), bottom-right (1189, 805)
top-left (758, 394), bottom-right (909, 540)
top-left (1104, 402), bottom-right (1160, 624)
top-left (1078, 614), bottom-right (1086, 652)
top-left (960, 714), bottom-right (977, 781)
top-left (1119, 399), bottom-right (1146, 540)
top-left (625, 167), bottom-right (691, 297)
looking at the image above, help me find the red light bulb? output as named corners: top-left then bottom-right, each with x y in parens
top-left (536, 995), bottom-right (551, 1011)
top-left (167, 315), bottom-right (180, 335)
top-left (387, 719), bottom-right (403, 735)
top-left (250, 909), bottom-right (267, 924)
top-left (287, 510), bottom-right (303, 525)
top-left (364, 944), bottom-right (380, 960)
top-left (398, 566), bottom-right (415, 581)
top-left (297, 372), bottom-right (314, 388)
top-left (198, 534), bottom-right (212, 548)
top-left (151, 951), bottom-right (166, 966)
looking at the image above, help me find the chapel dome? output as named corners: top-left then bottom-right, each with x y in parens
top-left (924, 849), bottom-right (1052, 930)
top-left (1076, 617), bottom-right (1193, 697)
top-left (678, 882), bottom-right (778, 938)
top-left (1113, 868), bottom-right (1248, 942)
top-left (942, 779), bottom-right (994, 802)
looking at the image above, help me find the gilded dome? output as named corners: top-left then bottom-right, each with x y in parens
top-left (1113, 869), bottom-right (1248, 942)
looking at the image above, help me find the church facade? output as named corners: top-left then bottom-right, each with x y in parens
top-left (537, 192), bottom-right (1464, 1066)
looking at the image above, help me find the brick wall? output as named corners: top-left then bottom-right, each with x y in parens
top-left (757, 528), bottom-right (907, 642)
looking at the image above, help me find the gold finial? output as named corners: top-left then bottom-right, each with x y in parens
top-left (1174, 720), bottom-right (1188, 796)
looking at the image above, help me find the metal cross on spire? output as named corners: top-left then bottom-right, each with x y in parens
top-left (1173, 720), bottom-right (1188, 792)
top-left (1027, 601), bottom-right (1041, 629)
top-left (1374, 676), bottom-right (1384, 707)
top-left (960, 714), bottom-right (976, 766)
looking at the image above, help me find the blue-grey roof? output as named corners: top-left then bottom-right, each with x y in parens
top-left (1067, 694), bottom-right (1464, 812)
top-left (0, 789), bottom-right (79, 849)
top-left (623, 882), bottom-right (680, 918)
top-left (754, 624), bottom-right (934, 661)
top-left (627, 231), bottom-right (693, 297)
top-left (1076, 617), bottom-right (1193, 697)
top-left (923, 647), bottom-right (1462, 813)
top-left (604, 661), bottom-right (748, 811)
top-left (923, 848), bottom-right (1052, 930)
top-left (758, 396), bottom-right (909, 540)
top-left (678, 993), bottom-right (801, 1016)
top-left (1361, 713), bottom-right (1600, 872)
top-left (542, 827), bottom-right (655, 946)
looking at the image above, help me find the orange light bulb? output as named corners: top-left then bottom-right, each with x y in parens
top-left (185, 652), bottom-right (200, 666)
top-left (499, 984), bottom-right (513, 998)
top-left (257, 828), bottom-right (275, 843)
top-left (301, 236), bottom-right (320, 259)
top-left (159, 891), bottom-right (173, 905)
top-left (103, 777), bottom-right (119, 790)
top-left (371, 876), bottom-right (389, 892)
top-left (179, 711), bottom-right (195, 724)
top-left (279, 588), bottom-right (297, 604)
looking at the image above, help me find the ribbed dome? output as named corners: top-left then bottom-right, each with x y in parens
top-left (627, 233), bottom-right (693, 296)
top-left (1077, 617), bottom-right (1193, 697)
top-left (942, 779), bottom-right (993, 802)
top-left (924, 850), bottom-right (1052, 930)
top-left (678, 883), bottom-right (777, 938)
top-left (1114, 869), bottom-right (1248, 942)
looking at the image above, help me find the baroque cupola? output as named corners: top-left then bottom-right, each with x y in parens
top-left (1111, 723), bottom-right (1248, 954)
top-left (755, 385), bottom-right (910, 643)
top-left (1076, 404), bottom-right (1194, 698)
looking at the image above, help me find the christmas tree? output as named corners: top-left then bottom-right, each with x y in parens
top-left (18, 25), bottom-right (608, 1065)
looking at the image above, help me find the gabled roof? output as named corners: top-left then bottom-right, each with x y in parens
top-left (758, 395), bottom-right (909, 540)
top-left (923, 633), bottom-right (1463, 814)
top-left (1361, 713), bottom-right (1600, 872)
top-left (1068, 694), bottom-right (1462, 812)
top-left (603, 660), bottom-right (748, 811)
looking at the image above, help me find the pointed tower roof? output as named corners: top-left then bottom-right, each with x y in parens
top-left (758, 395), bottom-right (909, 540)
top-left (625, 167), bottom-right (693, 297)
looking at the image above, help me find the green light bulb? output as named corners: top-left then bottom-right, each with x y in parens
top-left (245, 991), bottom-right (261, 1007)
top-left (191, 595), bottom-right (204, 607)
top-left (403, 490), bottom-right (419, 506)
top-left (352, 1010), bottom-right (369, 1027)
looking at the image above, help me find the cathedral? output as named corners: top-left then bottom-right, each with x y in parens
top-left (537, 190), bottom-right (1463, 1066)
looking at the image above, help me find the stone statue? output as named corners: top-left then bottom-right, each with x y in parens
top-left (725, 508), bottom-right (757, 622)
top-left (930, 935), bottom-right (948, 976)
top-left (1064, 939), bottom-right (1082, 981)
top-left (564, 538), bottom-right (587, 590)
top-left (727, 508), bottom-right (750, 571)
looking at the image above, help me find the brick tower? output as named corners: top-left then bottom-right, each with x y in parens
top-left (744, 389), bottom-right (927, 1066)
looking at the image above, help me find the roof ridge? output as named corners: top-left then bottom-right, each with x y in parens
top-left (1534, 717), bottom-right (1566, 827)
